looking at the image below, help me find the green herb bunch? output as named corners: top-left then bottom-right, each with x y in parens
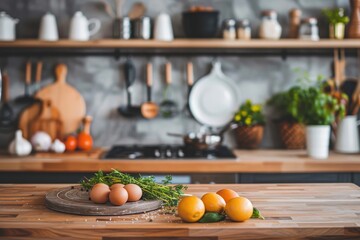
top-left (233, 100), bottom-right (265, 126)
top-left (323, 8), bottom-right (349, 24)
top-left (81, 169), bottom-right (187, 207)
top-left (297, 86), bottom-right (346, 125)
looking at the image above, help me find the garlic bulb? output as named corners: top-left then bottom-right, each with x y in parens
top-left (50, 139), bottom-right (66, 153)
top-left (8, 130), bottom-right (32, 156)
top-left (31, 131), bottom-right (52, 151)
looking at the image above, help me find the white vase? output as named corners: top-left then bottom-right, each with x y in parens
top-left (306, 125), bottom-right (331, 159)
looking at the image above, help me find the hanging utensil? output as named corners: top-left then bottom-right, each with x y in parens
top-left (13, 61), bottom-right (40, 110)
top-left (118, 59), bottom-right (141, 117)
top-left (189, 61), bottom-right (239, 128)
top-left (183, 62), bottom-right (194, 118)
top-left (141, 63), bottom-right (158, 119)
top-left (128, 2), bottom-right (146, 20)
top-left (0, 70), bottom-right (17, 149)
top-left (0, 70), bottom-right (13, 126)
top-left (18, 61), bottom-right (44, 139)
top-left (160, 62), bottom-right (178, 118)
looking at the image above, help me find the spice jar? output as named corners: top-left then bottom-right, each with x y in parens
top-left (237, 19), bottom-right (251, 40)
top-left (222, 19), bottom-right (237, 40)
top-left (259, 10), bottom-right (282, 40)
top-left (299, 17), bottom-right (319, 41)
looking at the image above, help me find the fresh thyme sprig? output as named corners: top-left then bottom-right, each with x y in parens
top-left (80, 169), bottom-right (187, 207)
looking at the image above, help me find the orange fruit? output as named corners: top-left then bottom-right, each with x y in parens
top-left (177, 196), bottom-right (205, 223)
top-left (64, 135), bottom-right (77, 152)
top-left (216, 189), bottom-right (239, 203)
top-left (201, 193), bottom-right (226, 213)
top-left (225, 197), bottom-right (253, 222)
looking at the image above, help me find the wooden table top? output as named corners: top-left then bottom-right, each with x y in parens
top-left (0, 150), bottom-right (360, 173)
top-left (1, 183), bottom-right (360, 239)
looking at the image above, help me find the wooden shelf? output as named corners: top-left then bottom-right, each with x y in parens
top-left (0, 39), bottom-right (359, 49)
top-left (1, 149), bottom-right (360, 173)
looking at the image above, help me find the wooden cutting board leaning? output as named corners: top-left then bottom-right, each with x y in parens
top-left (35, 64), bottom-right (86, 137)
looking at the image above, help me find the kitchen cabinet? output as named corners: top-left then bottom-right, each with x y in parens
top-left (1, 183), bottom-right (360, 239)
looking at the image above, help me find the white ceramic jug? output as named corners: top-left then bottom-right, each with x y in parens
top-left (39, 12), bottom-right (59, 41)
top-left (0, 12), bottom-right (19, 41)
top-left (335, 116), bottom-right (360, 153)
top-left (69, 11), bottom-right (101, 41)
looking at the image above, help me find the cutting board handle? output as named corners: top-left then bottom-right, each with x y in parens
top-left (55, 64), bottom-right (68, 83)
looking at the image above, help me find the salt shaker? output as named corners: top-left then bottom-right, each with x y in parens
top-left (259, 10), bottom-right (282, 40)
top-left (222, 19), bottom-right (237, 40)
top-left (237, 19), bottom-right (251, 40)
top-left (299, 17), bottom-right (319, 41)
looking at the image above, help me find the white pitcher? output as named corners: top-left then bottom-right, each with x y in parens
top-left (0, 12), bottom-right (19, 41)
top-left (335, 116), bottom-right (360, 153)
top-left (69, 11), bottom-right (101, 41)
top-left (39, 12), bottom-right (59, 41)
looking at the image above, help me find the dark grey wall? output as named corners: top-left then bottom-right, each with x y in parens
top-left (0, 0), bottom-right (357, 148)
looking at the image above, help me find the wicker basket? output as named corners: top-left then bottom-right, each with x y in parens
top-left (233, 125), bottom-right (264, 149)
top-left (279, 122), bottom-right (306, 149)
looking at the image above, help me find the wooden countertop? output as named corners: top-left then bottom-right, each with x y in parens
top-left (1, 183), bottom-right (360, 239)
top-left (0, 150), bottom-right (360, 173)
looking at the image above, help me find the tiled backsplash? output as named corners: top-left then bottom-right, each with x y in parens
top-left (0, 0), bottom-right (357, 148)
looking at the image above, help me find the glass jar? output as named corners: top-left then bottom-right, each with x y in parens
top-left (299, 17), bottom-right (319, 41)
top-left (237, 19), bottom-right (251, 40)
top-left (259, 10), bottom-right (282, 40)
top-left (222, 19), bottom-right (237, 40)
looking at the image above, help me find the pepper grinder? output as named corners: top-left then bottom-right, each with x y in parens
top-left (348, 0), bottom-right (360, 38)
top-left (288, 9), bottom-right (302, 38)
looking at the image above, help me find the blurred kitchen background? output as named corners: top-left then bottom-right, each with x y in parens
top-left (0, 0), bottom-right (357, 149)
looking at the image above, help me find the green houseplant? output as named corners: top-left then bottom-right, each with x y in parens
top-left (298, 86), bottom-right (346, 159)
top-left (268, 86), bottom-right (306, 149)
top-left (323, 8), bottom-right (349, 39)
top-left (232, 100), bottom-right (265, 149)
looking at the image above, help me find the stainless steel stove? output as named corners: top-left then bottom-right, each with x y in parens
top-left (103, 145), bottom-right (236, 160)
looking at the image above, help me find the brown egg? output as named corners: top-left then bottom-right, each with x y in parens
top-left (109, 187), bottom-right (128, 206)
top-left (124, 184), bottom-right (142, 202)
top-left (110, 183), bottom-right (125, 190)
top-left (90, 183), bottom-right (110, 204)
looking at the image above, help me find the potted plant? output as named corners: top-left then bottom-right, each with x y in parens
top-left (268, 86), bottom-right (306, 149)
top-left (298, 86), bottom-right (346, 159)
top-left (323, 8), bottom-right (349, 39)
top-left (232, 100), bottom-right (265, 149)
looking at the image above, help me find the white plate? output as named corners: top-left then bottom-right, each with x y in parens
top-left (189, 62), bottom-right (239, 128)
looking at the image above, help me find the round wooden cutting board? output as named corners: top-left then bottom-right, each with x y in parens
top-left (45, 186), bottom-right (162, 216)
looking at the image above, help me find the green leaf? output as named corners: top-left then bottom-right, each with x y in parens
top-left (251, 207), bottom-right (265, 220)
top-left (199, 212), bottom-right (226, 223)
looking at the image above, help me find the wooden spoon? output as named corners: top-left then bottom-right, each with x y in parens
top-left (128, 2), bottom-right (146, 20)
top-left (141, 63), bottom-right (158, 119)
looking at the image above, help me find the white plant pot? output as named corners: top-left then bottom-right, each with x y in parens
top-left (306, 125), bottom-right (331, 159)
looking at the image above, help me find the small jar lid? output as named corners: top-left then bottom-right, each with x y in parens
top-left (261, 10), bottom-right (277, 18)
top-left (301, 17), bottom-right (318, 25)
top-left (222, 18), bottom-right (236, 27)
top-left (289, 8), bottom-right (302, 17)
top-left (237, 19), bottom-right (250, 27)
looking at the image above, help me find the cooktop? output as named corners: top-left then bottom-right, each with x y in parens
top-left (103, 145), bottom-right (236, 160)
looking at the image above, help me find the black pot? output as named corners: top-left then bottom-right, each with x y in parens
top-left (182, 11), bottom-right (219, 38)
